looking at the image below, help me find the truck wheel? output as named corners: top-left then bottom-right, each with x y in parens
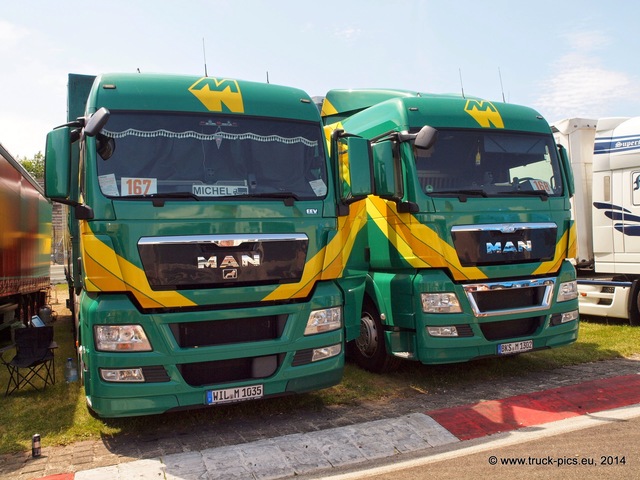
top-left (630, 289), bottom-right (640, 327)
top-left (349, 299), bottom-right (401, 373)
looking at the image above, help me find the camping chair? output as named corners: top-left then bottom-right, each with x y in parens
top-left (1, 326), bottom-right (56, 396)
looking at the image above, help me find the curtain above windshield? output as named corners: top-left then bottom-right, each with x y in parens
top-left (95, 112), bottom-right (328, 200)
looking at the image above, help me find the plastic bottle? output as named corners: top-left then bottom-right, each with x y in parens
top-left (65, 357), bottom-right (78, 383)
top-left (32, 434), bottom-right (41, 457)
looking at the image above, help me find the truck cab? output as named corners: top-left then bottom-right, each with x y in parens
top-left (322, 89), bottom-right (580, 370)
top-left (44, 73), bottom-right (372, 417)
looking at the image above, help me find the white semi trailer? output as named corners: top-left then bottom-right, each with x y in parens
top-left (553, 117), bottom-right (640, 325)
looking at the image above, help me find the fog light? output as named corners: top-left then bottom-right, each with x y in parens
top-left (100, 368), bottom-right (145, 382)
top-left (551, 309), bottom-right (579, 326)
top-left (311, 343), bottom-right (342, 362)
top-left (427, 326), bottom-right (459, 337)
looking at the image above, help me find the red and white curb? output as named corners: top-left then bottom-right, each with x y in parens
top-left (36, 374), bottom-right (640, 480)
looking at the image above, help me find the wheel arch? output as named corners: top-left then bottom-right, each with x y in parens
top-left (364, 274), bottom-right (394, 327)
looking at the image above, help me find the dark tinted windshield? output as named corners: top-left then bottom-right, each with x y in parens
top-left (95, 112), bottom-right (327, 199)
top-left (414, 129), bottom-right (563, 196)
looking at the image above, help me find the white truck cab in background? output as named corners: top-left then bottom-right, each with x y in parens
top-left (553, 117), bottom-right (640, 325)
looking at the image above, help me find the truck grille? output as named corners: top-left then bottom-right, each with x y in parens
top-left (480, 316), bottom-right (543, 341)
top-left (451, 223), bottom-right (557, 266)
top-left (178, 355), bottom-right (281, 386)
top-left (170, 315), bottom-right (287, 348)
top-left (138, 234), bottom-right (308, 290)
top-left (463, 278), bottom-right (555, 317)
top-left (141, 366), bottom-right (171, 382)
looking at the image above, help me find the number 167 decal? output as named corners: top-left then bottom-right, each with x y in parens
top-left (121, 177), bottom-right (157, 196)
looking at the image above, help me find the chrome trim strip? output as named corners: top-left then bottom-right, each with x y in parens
top-left (463, 277), bottom-right (556, 317)
top-left (451, 222), bottom-right (557, 234)
top-left (138, 233), bottom-right (308, 247)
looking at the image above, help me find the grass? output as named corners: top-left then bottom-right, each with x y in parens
top-left (1, 297), bottom-right (638, 455)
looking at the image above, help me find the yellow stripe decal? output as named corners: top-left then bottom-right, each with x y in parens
top-left (321, 200), bottom-right (368, 278)
top-left (320, 98), bottom-right (338, 117)
top-left (263, 200), bottom-right (368, 301)
top-left (81, 223), bottom-right (196, 308)
top-left (367, 196), bottom-right (486, 281)
top-left (368, 196), bottom-right (570, 280)
top-left (533, 228), bottom-right (573, 276)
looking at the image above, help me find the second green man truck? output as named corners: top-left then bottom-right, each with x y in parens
top-left (44, 73), bottom-right (372, 417)
top-left (320, 89), bottom-right (580, 372)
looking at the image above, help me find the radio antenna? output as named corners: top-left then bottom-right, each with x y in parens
top-left (202, 38), bottom-right (208, 77)
top-left (498, 67), bottom-right (506, 102)
top-left (266, 71), bottom-right (269, 84)
top-left (458, 68), bottom-right (465, 98)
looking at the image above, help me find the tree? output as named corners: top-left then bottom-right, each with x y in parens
top-left (19, 152), bottom-right (44, 179)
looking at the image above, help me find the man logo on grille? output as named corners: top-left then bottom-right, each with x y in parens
top-left (197, 254), bottom-right (261, 268)
top-left (486, 240), bottom-right (532, 254)
top-left (223, 270), bottom-right (238, 279)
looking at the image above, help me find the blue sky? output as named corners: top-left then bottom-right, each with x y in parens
top-left (2, 0), bottom-right (639, 159)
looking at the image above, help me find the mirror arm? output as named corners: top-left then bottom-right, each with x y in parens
top-left (51, 197), bottom-right (79, 207)
top-left (397, 131), bottom-right (417, 142)
top-left (396, 200), bottom-right (419, 213)
top-left (54, 116), bottom-right (85, 130)
top-left (75, 204), bottom-right (94, 220)
top-left (370, 130), bottom-right (404, 144)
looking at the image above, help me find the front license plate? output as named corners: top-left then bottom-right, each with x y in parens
top-left (206, 384), bottom-right (263, 405)
top-left (498, 340), bottom-right (534, 355)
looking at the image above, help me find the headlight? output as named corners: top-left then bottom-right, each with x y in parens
top-left (558, 281), bottom-right (578, 302)
top-left (304, 307), bottom-right (342, 335)
top-left (94, 325), bottom-right (152, 352)
top-left (421, 293), bottom-right (462, 313)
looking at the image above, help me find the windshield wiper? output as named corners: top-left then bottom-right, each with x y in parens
top-left (226, 191), bottom-right (301, 206)
top-left (502, 189), bottom-right (550, 200)
top-left (430, 189), bottom-right (489, 202)
top-left (123, 192), bottom-right (201, 206)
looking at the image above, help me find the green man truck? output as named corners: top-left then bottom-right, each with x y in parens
top-left (320, 89), bottom-right (580, 372)
top-left (44, 73), bottom-right (372, 417)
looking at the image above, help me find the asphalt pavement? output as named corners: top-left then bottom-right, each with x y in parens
top-left (3, 356), bottom-right (637, 480)
top-left (2, 284), bottom-right (639, 480)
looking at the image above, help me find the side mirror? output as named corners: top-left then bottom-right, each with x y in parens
top-left (84, 107), bottom-right (110, 137)
top-left (345, 136), bottom-right (372, 198)
top-left (414, 125), bottom-right (438, 150)
top-left (372, 141), bottom-right (398, 198)
top-left (558, 144), bottom-right (575, 197)
top-left (330, 130), bottom-right (373, 210)
top-left (44, 127), bottom-right (72, 201)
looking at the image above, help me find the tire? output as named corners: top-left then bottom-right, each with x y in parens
top-left (348, 299), bottom-right (401, 373)
top-left (629, 287), bottom-right (640, 327)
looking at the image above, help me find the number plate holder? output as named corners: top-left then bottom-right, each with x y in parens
top-left (206, 384), bottom-right (264, 405)
top-left (497, 339), bottom-right (534, 355)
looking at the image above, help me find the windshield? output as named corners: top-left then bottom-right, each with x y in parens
top-left (414, 129), bottom-right (563, 197)
top-left (95, 112), bottom-right (328, 200)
